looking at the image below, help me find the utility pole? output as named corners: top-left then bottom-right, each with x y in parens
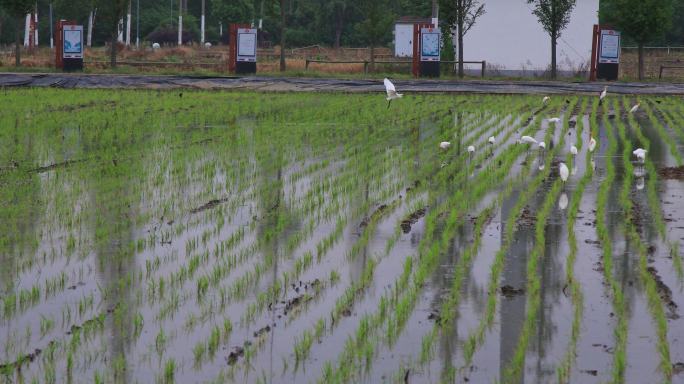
top-left (431, 0), bottom-right (439, 26)
top-left (177, 0), bottom-right (183, 45)
top-left (136, 0), bottom-right (140, 48)
top-left (126, 0), bottom-right (132, 46)
top-left (201, 0), bottom-right (205, 45)
top-left (49, 2), bottom-right (53, 48)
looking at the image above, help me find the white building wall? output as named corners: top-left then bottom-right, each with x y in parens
top-left (460, 0), bottom-right (598, 74)
top-left (395, 24), bottom-right (415, 57)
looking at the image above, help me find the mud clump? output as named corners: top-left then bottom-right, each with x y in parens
top-left (517, 206), bottom-right (536, 227)
top-left (360, 204), bottom-right (388, 229)
top-left (500, 285), bottom-right (525, 298)
top-left (253, 325), bottom-right (271, 338)
top-left (401, 207), bottom-right (427, 233)
top-left (646, 266), bottom-right (679, 318)
top-left (673, 362), bottom-right (684, 375)
top-left (658, 166), bottom-right (684, 180)
top-left (227, 346), bottom-right (244, 365)
top-left (190, 197), bottom-right (230, 214)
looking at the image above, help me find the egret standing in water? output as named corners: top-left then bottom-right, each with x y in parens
top-left (629, 103), bottom-right (640, 114)
top-left (548, 117), bottom-right (561, 124)
top-left (570, 145), bottom-right (578, 157)
top-left (633, 148), bottom-right (647, 163)
top-left (588, 136), bottom-right (597, 153)
top-left (538, 141), bottom-right (546, 156)
top-left (383, 78), bottom-right (403, 109)
top-left (559, 162), bottom-right (569, 183)
top-left (543, 96), bottom-right (550, 105)
top-left (599, 86), bottom-right (608, 105)
top-left (488, 136), bottom-right (495, 156)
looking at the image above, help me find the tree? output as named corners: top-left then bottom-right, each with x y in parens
top-left (0, 0), bottom-right (33, 66)
top-left (324, 0), bottom-right (355, 49)
top-left (279, 0), bottom-right (286, 71)
top-left (99, 0), bottom-right (128, 68)
top-left (600, 0), bottom-right (675, 80)
top-left (527, 0), bottom-right (576, 79)
top-left (441, 0), bottom-right (485, 78)
top-left (357, 0), bottom-right (393, 72)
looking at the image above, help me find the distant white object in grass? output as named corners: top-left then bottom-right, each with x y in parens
top-left (599, 86), bottom-right (608, 103)
top-left (633, 148), bottom-right (647, 163)
top-left (543, 96), bottom-right (550, 105)
top-left (205, 42), bottom-right (212, 48)
top-left (467, 145), bottom-right (475, 153)
top-left (538, 141), bottom-right (546, 149)
top-left (629, 103), bottom-right (640, 113)
top-left (439, 141), bottom-right (451, 150)
top-left (383, 78), bottom-right (403, 109)
top-left (559, 162), bottom-right (569, 182)
top-left (519, 136), bottom-right (538, 145)
top-left (152, 42), bottom-right (161, 49)
top-left (488, 136), bottom-right (495, 145)
top-left (588, 136), bottom-right (597, 153)
top-left (570, 145), bottom-right (578, 156)
top-left (548, 117), bottom-right (561, 124)
top-left (558, 192), bottom-right (568, 210)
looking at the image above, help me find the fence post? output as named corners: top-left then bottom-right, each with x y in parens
top-left (659, 66), bottom-right (663, 79)
top-left (364, 61), bottom-right (368, 75)
top-left (306, 59), bottom-right (310, 71)
top-left (481, 61), bottom-right (486, 78)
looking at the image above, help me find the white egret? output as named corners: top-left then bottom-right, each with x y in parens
top-left (539, 163), bottom-right (546, 171)
top-left (205, 42), bottom-right (212, 48)
top-left (519, 136), bottom-right (538, 145)
top-left (559, 193), bottom-right (569, 210)
top-left (152, 42), bottom-right (161, 49)
top-left (588, 137), bottom-right (597, 153)
top-left (629, 103), bottom-right (640, 114)
top-left (559, 162), bottom-right (569, 183)
top-left (570, 145), bottom-right (578, 157)
top-left (538, 141), bottom-right (546, 150)
top-left (488, 136), bottom-right (495, 145)
top-left (633, 148), bottom-right (647, 163)
top-left (439, 141), bottom-right (451, 150)
top-left (548, 117), bottom-right (561, 124)
top-left (636, 177), bottom-right (645, 191)
top-left (467, 145), bottom-right (475, 154)
top-left (599, 86), bottom-right (608, 104)
top-left (542, 96), bottom-right (550, 105)
top-left (383, 78), bottom-right (403, 109)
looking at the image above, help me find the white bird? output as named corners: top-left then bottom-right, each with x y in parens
top-left (559, 162), bottom-right (569, 183)
top-left (633, 148), bottom-right (647, 163)
top-left (539, 163), bottom-right (546, 171)
top-left (636, 177), bottom-right (645, 191)
top-left (629, 103), bottom-right (640, 114)
top-left (570, 145), bottom-right (578, 156)
top-left (559, 193), bottom-right (569, 210)
top-left (152, 42), bottom-right (161, 49)
top-left (439, 141), bottom-right (451, 150)
top-left (542, 96), bottom-right (550, 105)
top-left (205, 42), bottom-right (212, 48)
top-left (383, 78), bottom-right (403, 109)
top-left (488, 136), bottom-right (496, 145)
top-left (599, 86), bottom-right (608, 104)
top-left (588, 137), bottom-right (597, 153)
top-left (538, 141), bottom-right (546, 150)
top-left (467, 145), bottom-right (475, 154)
top-left (519, 136), bottom-right (538, 145)
top-left (548, 117), bottom-right (561, 124)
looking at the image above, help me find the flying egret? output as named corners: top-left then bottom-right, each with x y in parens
top-left (440, 141), bottom-right (451, 150)
top-left (633, 148), bottom-right (647, 163)
top-left (588, 137), bottom-right (597, 153)
top-left (629, 103), bottom-right (640, 114)
top-left (548, 117), bottom-right (561, 124)
top-left (542, 96), bottom-right (550, 105)
top-left (383, 78), bottom-right (403, 109)
top-left (559, 193), bottom-right (569, 210)
top-left (599, 86), bottom-right (608, 104)
top-left (559, 162), bottom-right (569, 183)
top-left (570, 145), bottom-right (578, 157)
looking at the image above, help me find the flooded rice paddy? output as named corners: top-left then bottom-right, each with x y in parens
top-left (1, 89), bottom-right (684, 383)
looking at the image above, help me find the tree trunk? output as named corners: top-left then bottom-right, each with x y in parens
top-left (279, 0), bottom-right (286, 71)
top-left (458, 27), bottom-right (464, 78)
top-left (87, 10), bottom-right (94, 47)
top-left (638, 43), bottom-right (644, 80)
top-left (369, 44), bottom-right (375, 73)
top-left (126, 1), bottom-right (132, 46)
top-left (551, 32), bottom-right (557, 79)
top-left (110, 27), bottom-right (118, 68)
top-left (201, 0), bottom-right (205, 44)
top-left (15, 18), bottom-right (22, 67)
top-left (333, 9), bottom-right (343, 50)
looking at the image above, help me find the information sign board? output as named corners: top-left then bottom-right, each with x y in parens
top-left (237, 28), bottom-right (257, 62)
